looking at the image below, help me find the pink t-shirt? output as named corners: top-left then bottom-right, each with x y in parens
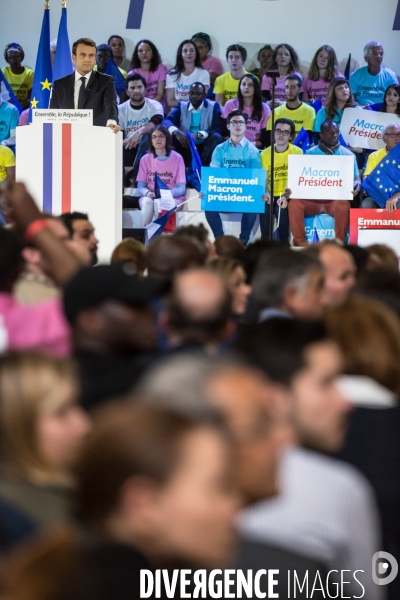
top-left (222, 98), bottom-right (271, 143)
top-left (261, 71), bottom-right (302, 102)
top-left (0, 294), bottom-right (71, 357)
top-left (303, 74), bottom-right (344, 105)
top-left (202, 55), bottom-right (224, 76)
top-left (128, 64), bottom-right (167, 100)
top-left (137, 151), bottom-right (186, 203)
top-left (18, 108), bottom-right (29, 126)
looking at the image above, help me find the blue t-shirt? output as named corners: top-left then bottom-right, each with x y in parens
top-left (0, 100), bottom-right (19, 143)
top-left (211, 137), bottom-right (262, 169)
top-left (190, 111), bottom-right (203, 144)
top-left (306, 144), bottom-right (360, 180)
top-left (314, 107), bottom-right (343, 132)
top-left (350, 66), bottom-right (398, 106)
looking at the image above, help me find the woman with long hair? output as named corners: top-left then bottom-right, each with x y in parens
top-left (376, 84), bottom-right (400, 116)
top-left (0, 353), bottom-right (90, 543)
top-left (261, 43), bottom-right (301, 104)
top-left (137, 125), bottom-right (186, 226)
top-left (303, 45), bottom-right (341, 105)
top-left (128, 39), bottom-right (167, 103)
top-left (314, 77), bottom-right (358, 137)
top-left (166, 39), bottom-right (210, 108)
top-left (222, 74), bottom-right (270, 149)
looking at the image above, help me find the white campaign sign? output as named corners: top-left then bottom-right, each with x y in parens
top-left (288, 155), bottom-right (354, 200)
top-left (32, 109), bottom-right (93, 125)
top-left (340, 107), bottom-right (395, 150)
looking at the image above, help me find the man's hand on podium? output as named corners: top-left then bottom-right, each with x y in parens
top-left (107, 123), bottom-right (121, 134)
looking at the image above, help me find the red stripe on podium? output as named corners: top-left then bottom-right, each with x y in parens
top-left (62, 123), bottom-right (72, 213)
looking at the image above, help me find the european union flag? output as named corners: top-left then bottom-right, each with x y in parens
top-left (293, 127), bottom-right (311, 152)
top-left (185, 131), bottom-right (203, 191)
top-left (344, 54), bottom-right (352, 80)
top-left (29, 6), bottom-right (52, 123)
top-left (105, 59), bottom-right (126, 97)
top-left (362, 143), bottom-right (400, 208)
top-left (0, 70), bottom-right (23, 113)
top-left (53, 6), bottom-right (73, 81)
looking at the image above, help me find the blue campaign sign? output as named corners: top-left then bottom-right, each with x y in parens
top-left (201, 167), bottom-right (266, 213)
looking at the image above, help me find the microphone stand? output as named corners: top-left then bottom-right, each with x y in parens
top-left (267, 71), bottom-right (278, 240)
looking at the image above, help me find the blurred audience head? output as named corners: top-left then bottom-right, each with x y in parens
top-left (173, 224), bottom-right (215, 260)
top-left (356, 268), bottom-right (400, 318)
top-left (0, 353), bottom-right (89, 485)
top-left (214, 235), bottom-right (245, 261)
top-left (235, 319), bottom-right (350, 452)
top-left (316, 241), bottom-right (357, 307)
top-left (59, 212), bottom-right (99, 266)
top-left (242, 239), bottom-right (284, 284)
top-left (147, 236), bottom-right (205, 280)
top-left (252, 248), bottom-right (325, 320)
top-left (207, 257), bottom-right (251, 315)
top-left (366, 243), bottom-right (399, 272)
top-left (325, 295), bottom-right (400, 395)
top-left (111, 238), bottom-right (146, 276)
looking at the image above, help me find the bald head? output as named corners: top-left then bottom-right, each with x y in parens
top-left (167, 269), bottom-right (232, 344)
top-left (318, 243), bottom-right (356, 307)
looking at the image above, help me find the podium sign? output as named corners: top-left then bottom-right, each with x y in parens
top-left (16, 122), bottom-right (122, 263)
top-left (32, 109), bottom-right (93, 125)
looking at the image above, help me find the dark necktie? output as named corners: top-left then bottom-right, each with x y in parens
top-left (78, 76), bottom-right (86, 109)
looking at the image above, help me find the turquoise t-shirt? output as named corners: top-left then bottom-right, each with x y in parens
top-left (350, 66), bottom-right (398, 106)
top-left (0, 100), bottom-right (19, 143)
top-left (190, 111), bottom-right (203, 144)
top-left (306, 144), bottom-right (360, 179)
top-left (314, 107), bottom-right (343, 132)
top-left (210, 137), bottom-right (262, 169)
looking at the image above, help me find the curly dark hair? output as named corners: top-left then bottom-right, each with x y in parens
top-left (130, 39), bottom-right (162, 72)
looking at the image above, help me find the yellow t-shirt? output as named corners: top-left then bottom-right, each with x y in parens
top-left (363, 147), bottom-right (388, 177)
top-left (0, 146), bottom-right (16, 183)
top-left (1, 67), bottom-right (34, 103)
top-left (261, 143), bottom-right (303, 196)
top-left (266, 102), bottom-right (315, 135)
top-left (214, 70), bottom-right (251, 102)
top-left (93, 65), bottom-right (127, 78)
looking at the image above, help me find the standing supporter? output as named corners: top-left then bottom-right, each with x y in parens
top-left (0, 353), bottom-right (90, 549)
top-left (128, 39), bottom-right (167, 103)
top-left (378, 84), bottom-right (400, 115)
top-left (303, 45), bottom-right (341, 105)
top-left (94, 43), bottom-right (127, 78)
top-left (314, 77), bottom-right (358, 136)
top-left (137, 125), bottom-right (186, 227)
top-left (191, 33), bottom-right (224, 86)
top-left (2, 43), bottom-right (34, 109)
top-left (107, 34), bottom-right (131, 73)
top-left (203, 109), bottom-right (263, 245)
top-left (118, 73), bottom-right (163, 177)
top-left (222, 74), bottom-right (270, 149)
top-left (361, 122), bottom-right (400, 210)
top-left (207, 258), bottom-right (251, 316)
top-left (214, 44), bottom-right (249, 107)
top-left (266, 74), bottom-right (315, 145)
top-left (59, 212), bottom-right (99, 266)
top-left (0, 97), bottom-right (19, 145)
top-left (261, 43), bottom-right (301, 104)
top-left (260, 118), bottom-right (302, 242)
top-left (350, 41), bottom-right (398, 106)
top-left (252, 45), bottom-right (273, 80)
top-left (166, 40), bottom-right (210, 108)
top-left (163, 82), bottom-right (223, 166)
top-left (288, 120), bottom-right (360, 246)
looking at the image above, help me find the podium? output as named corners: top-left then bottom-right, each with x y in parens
top-left (16, 119), bottom-right (123, 263)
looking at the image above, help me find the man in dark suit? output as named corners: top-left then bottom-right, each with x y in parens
top-left (50, 37), bottom-right (120, 132)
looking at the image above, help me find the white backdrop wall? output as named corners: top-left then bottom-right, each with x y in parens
top-left (1, 0), bottom-right (400, 77)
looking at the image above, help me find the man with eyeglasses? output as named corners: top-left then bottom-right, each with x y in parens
top-left (266, 75), bottom-right (315, 146)
top-left (288, 120), bottom-right (360, 245)
top-left (350, 41), bottom-right (397, 106)
top-left (361, 123), bottom-right (400, 211)
top-left (118, 73), bottom-right (164, 181)
top-left (259, 118), bottom-right (302, 241)
top-left (204, 109), bottom-right (262, 245)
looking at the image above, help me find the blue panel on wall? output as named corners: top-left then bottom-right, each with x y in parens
top-left (126, 0), bottom-right (146, 29)
top-left (394, 0), bottom-right (400, 29)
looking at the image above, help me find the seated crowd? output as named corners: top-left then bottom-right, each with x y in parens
top-left (2, 37), bottom-right (400, 239)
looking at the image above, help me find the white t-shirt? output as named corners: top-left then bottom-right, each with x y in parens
top-left (165, 68), bottom-right (210, 102)
top-left (118, 97), bottom-right (164, 138)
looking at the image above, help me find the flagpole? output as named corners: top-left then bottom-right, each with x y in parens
top-left (62, 0), bottom-right (66, 7)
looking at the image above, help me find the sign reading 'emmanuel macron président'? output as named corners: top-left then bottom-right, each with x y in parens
top-left (288, 155), bottom-right (355, 200)
top-left (201, 168), bottom-right (266, 213)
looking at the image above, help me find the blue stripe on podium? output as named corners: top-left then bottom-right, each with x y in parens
top-left (43, 123), bottom-right (53, 213)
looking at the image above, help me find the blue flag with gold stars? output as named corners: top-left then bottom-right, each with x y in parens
top-left (29, 6), bottom-right (52, 123)
top-left (362, 143), bottom-right (400, 208)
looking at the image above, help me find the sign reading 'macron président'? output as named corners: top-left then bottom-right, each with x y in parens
top-left (201, 168), bottom-right (266, 213)
top-left (340, 107), bottom-right (396, 150)
top-left (288, 155), bottom-right (354, 200)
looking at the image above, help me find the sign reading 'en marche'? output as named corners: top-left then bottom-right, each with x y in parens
top-left (201, 167), bottom-right (266, 213)
top-left (340, 107), bottom-right (396, 151)
top-left (288, 155), bottom-right (355, 200)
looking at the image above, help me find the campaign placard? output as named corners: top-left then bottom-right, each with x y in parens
top-left (340, 107), bottom-right (395, 150)
top-left (201, 168), bottom-right (266, 213)
top-left (32, 109), bottom-right (93, 125)
top-left (287, 155), bottom-right (354, 200)
top-left (350, 208), bottom-right (400, 258)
